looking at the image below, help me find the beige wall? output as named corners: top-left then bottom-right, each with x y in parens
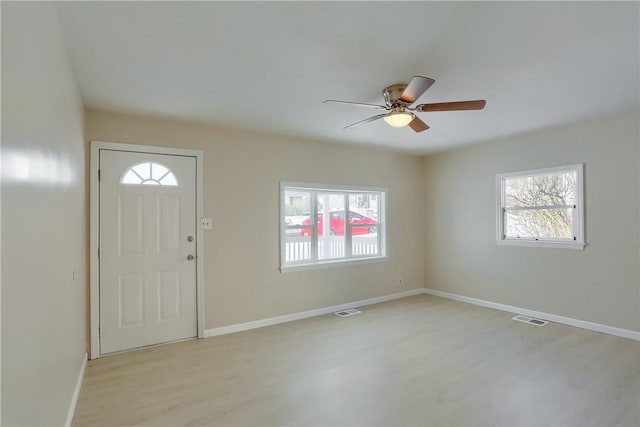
top-left (85, 110), bottom-right (425, 330)
top-left (1, 2), bottom-right (87, 425)
top-left (423, 111), bottom-right (640, 332)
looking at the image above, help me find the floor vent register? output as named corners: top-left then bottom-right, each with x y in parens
top-left (334, 308), bottom-right (362, 317)
top-left (512, 314), bottom-right (549, 326)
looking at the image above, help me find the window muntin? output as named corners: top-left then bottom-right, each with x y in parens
top-left (497, 164), bottom-right (584, 248)
top-left (281, 183), bottom-right (387, 270)
top-left (316, 192), bottom-right (345, 260)
top-left (121, 162), bottom-right (178, 186)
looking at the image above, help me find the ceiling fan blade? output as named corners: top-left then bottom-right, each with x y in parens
top-left (324, 100), bottom-right (387, 110)
top-left (416, 100), bottom-right (486, 112)
top-left (399, 76), bottom-right (435, 104)
top-left (343, 114), bottom-right (387, 129)
top-left (408, 116), bottom-right (430, 132)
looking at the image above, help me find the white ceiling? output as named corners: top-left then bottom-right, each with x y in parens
top-left (56, 2), bottom-right (639, 154)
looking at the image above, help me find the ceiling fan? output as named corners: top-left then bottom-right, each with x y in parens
top-left (325, 76), bottom-right (486, 132)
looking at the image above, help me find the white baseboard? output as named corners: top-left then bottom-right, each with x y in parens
top-left (205, 288), bottom-right (424, 338)
top-left (423, 288), bottom-right (640, 341)
top-left (65, 352), bottom-right (87, 427)
top-left (204, 287), bottom-right (639, 342)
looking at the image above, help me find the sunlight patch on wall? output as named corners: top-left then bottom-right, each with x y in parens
top-left (2, 149), bottom-right (75, 186)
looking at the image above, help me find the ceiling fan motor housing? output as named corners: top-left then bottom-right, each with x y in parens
top-left (383, 84), bottom-right (409, 106)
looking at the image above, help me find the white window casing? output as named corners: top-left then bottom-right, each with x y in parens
top-left (280, 182), bottom-right (388, 272)
top-left (496, 164), bottom-right (585, 249)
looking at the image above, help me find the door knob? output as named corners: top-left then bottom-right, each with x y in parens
top-left (187, 254), bottom-right (195, 261)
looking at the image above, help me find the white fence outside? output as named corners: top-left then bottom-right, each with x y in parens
top-left (285, 235), bottom-right (379, 263)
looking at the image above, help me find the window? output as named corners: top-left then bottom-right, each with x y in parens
top-left (497, 164), bottom-right (584, 249)
top-left (121, 162), bottom-right (178, 186)
top-left (280, 183), bottom-right (387, 271)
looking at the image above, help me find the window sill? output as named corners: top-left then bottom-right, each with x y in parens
top-left (497, 239), bottom-right (586, 250)
top-left (280, 256), bottom-right (389, 273)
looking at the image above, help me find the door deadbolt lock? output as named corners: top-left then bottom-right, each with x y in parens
top-left (187, 254), bottom-right (195, 261)
top-left (187, 235), bottom-right (194, 242)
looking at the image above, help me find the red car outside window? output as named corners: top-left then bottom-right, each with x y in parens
top-left (301, 210), bottom-right (377, 236)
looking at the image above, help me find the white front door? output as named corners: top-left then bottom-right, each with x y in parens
top-left (99, 150), bottom-right (197, 354)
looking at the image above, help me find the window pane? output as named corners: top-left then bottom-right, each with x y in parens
top-left (284, 233), bottom-right (312, 263)
top-left (284, 190), bottom-right (311, 226)
top-left (159, 173), bottom-right (178, 186)
top-left (317, 193), bottom-right (345, 260)
top-left (132, 163), bottom-right (151, 180)
top-left (151, 163), bottom-right (169, 181)
top-left (505, 171), bottom-right (576, 208)
top-left (122, 170), bottom-right (142, 184)
top-left (505, 208), bottom-right (574, 239)
top-left (348, 193), bottom-right (379, 235)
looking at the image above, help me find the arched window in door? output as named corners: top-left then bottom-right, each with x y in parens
top-left (120, 162), bottom-right (178, 186)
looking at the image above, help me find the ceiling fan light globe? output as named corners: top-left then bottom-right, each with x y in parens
top-left (384, 111), bottom-right (414, 128)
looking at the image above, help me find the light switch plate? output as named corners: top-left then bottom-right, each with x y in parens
top-left (200, 218), bottom-right (212, 229)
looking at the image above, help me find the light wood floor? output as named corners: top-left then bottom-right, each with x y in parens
top-left (73, 295), bottom-right (640, 426)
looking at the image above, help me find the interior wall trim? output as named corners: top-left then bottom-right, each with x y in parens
top-left (205, 288), bottom-right (424, 338)
top-left (65, 352), bottom-right (87, 427)
top-left (423, 288), bottom-right (640, 341)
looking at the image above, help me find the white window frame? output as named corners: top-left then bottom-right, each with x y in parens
top-left (280, 182), bottom-right (388, 272)
top-left (120, 161), bottom-right (179, 186)
top-left (496, 164), bottom-right (585, 250)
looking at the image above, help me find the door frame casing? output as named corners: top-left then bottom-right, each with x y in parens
top-left (90, 140), bottom-right (205, 359)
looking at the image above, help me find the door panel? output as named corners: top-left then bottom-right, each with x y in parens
top-left (157, 195), bottom-right (181, 254)
top-left (158, 271), bottom-right (182, 321)
top-left (119, 274), bottom-right (144, 327)
top-left (118, 194), bottom-right (144, 256)
top-left (100, 150), bottom-right (197, 354)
